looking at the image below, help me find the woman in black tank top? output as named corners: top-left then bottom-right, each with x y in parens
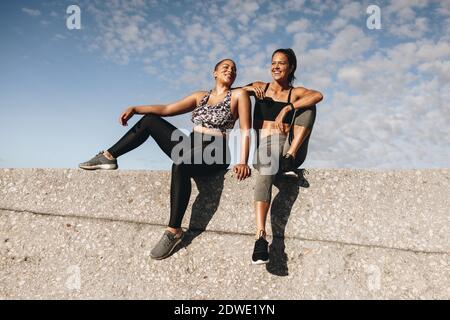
top-left (243, 48), bottom-right (324, 265)
top-left (253, 82), bottom-right (297, 124)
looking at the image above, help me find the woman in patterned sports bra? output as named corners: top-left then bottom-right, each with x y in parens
top-left (243, 48), bottom-right (324, 265)
top-left (79, 59), bottom-right (251, 260)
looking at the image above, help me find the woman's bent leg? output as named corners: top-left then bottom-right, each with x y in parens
top-left (107, 114), bottom-right (187, 159)
top-left (168, 134), bottom-right (229, 229)
top-left (284, 106), bottom-right (316, 157)
top-left (168, 162), bottom-right (193, 229)
top-left (253, 134), bottom-right (286, 235)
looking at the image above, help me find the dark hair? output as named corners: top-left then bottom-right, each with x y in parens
top-left (214, 58), bottom-right (236, 71)
top-left (272, 48), bottom-right (297, 86)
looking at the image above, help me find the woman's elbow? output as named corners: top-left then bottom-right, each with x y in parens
top-left (315, 91), bottom-right (324, 103)
top-left (158, 105), bottom-right (171, 116)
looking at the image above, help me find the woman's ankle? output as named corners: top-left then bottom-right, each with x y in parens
top-left (166, 227), bottom-right (183, 237)
top-left (285, 150), bottom-right (296, 158)
top-left (103, 150), bottom-right (115, 160)
top-left (255, 229), bottom-right (267, 240)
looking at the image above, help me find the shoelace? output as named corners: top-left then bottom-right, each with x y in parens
top-left (163, 232), bottom-right (181, 248)
top-left (163, 233), bottom-right (174, 248)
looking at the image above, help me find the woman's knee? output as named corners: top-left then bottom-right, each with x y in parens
top-left (171, 163), bottom-right (187, 181)
top-left (294, 108), bottom-right (316, 129)
top-left (141, 113), bottom-right (162, 126)
top-left (254, 174), bottom-right (274, 202)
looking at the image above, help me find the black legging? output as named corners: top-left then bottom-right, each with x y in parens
top-left (107, 114), bottom-right (230, 228)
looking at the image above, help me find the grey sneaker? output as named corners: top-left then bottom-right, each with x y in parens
top-left (150, 230), bottom-right (184, 260)
top-left (79, 151), bottom-right (118, 170)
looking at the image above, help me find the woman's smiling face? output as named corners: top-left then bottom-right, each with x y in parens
top-left (214, 59), bottom-right (237, 85)
top-left (271, 52), bottom-right (292, 82)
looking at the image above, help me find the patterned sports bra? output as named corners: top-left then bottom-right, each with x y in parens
top-left (191, 90), bottom-right (235, 132)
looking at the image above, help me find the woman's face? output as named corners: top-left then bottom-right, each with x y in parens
top-left (271, 52), bottom-right (292, 82)
top-left (214, 60), bottom-right (237, 86)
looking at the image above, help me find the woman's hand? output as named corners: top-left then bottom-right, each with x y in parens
top-left (119, 107), bottom-right (136, 126)
top-left (274, 106), bottom-right (291, 133)
top-left (233, 164), bottom-right (251, 181)
top-left (243, 86), bottom-right (265, 100)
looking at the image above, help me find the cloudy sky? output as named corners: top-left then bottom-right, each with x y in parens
top-left (0, 0), bottom-right (449, 170)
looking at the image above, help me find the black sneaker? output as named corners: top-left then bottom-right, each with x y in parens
top-left (252, 232), bottom-right (269, 265)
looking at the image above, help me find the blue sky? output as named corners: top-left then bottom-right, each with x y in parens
top-left (0, 0), bottom-right (449, 170)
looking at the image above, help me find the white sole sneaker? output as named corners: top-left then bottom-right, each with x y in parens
top-left (282, 171), bottom-right (298, 178)
top-left (79, 163), bottom-right (118, 170)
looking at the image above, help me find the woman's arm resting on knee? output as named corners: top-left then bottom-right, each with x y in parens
top-left (233, 89), bottom-right (252, 180)
top-left (274, 88), bottom-right (323, 131)
top-left (290, 87), bottom-right (323, 110)
top-left (119, 92), bottom-right (201, 126)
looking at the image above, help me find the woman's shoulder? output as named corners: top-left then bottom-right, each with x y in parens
top-left (230, 87), bottom-right (249, 98)
top-left (292, 85), bottom-right (308, 92)
top-left (192, 90), bottom-right (210, 99)
top-left (251, 81), bottom-right (267, 88)
top-left (195, 90), bottom-right (209, 96)
top-left (188, 91), bottom-right (209, 106)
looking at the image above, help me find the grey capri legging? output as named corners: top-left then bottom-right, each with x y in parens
top-left (253, 105), bottom-right (316, 202)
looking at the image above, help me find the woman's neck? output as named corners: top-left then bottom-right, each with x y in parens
top-left (212, 83), bottom-right (230, 95)
top-left (271, 79), bottom-right (290, 92)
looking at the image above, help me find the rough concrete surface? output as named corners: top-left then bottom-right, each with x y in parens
top-left (0, 168), bottom-right (449, 299)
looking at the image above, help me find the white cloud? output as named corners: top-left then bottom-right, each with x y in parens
top-left (226, 0), bottom-right (260, 26)
top-left (338, 1), bottom-right (363, 20)
top-left (386, 0), bottom-right (429, 18)
top-left (22, 8), bottom-right (41, 16)
top-left (328, 25), bottom-right (374, 61)
top-left (257, 16), bottom-right (278, 32)
top-left (121, 24), bottom-right (140, 43)
top-left (337, 66), bottom-right (364, 87)
top-left (311, 35), bottom-right (450, 168)
top-left (384, 0), bottom-right (431, 39)
top-left (416, 40), bottom-right (450, 60)
top-left (437, 1), bottom-right (450, 16)
top-left (283, 0), bottom-right (306, 11)
top-left (53, 34), bottom-right (67, 41)
top-left (390, 17), bottom-right (428, 39)
top-left (286, 19), bottom-right (310, 33)
top-left (291, 31), bottom-right (315, 53)
top-left (326, 17), bottom-right (348, 32)
top-left (418, 60), bottom-right (450, 82)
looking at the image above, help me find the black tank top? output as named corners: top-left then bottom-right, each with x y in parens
top-left (253, 83), bottom-right (295, 124)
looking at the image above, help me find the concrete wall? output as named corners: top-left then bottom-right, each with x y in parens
top-left (0, 168), bottom-right (449, 299)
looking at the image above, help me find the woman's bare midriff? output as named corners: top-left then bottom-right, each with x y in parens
top-left (259, 120), bottom-right (290, 139)
top-left (193, 125), bottom-right (226, 137)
